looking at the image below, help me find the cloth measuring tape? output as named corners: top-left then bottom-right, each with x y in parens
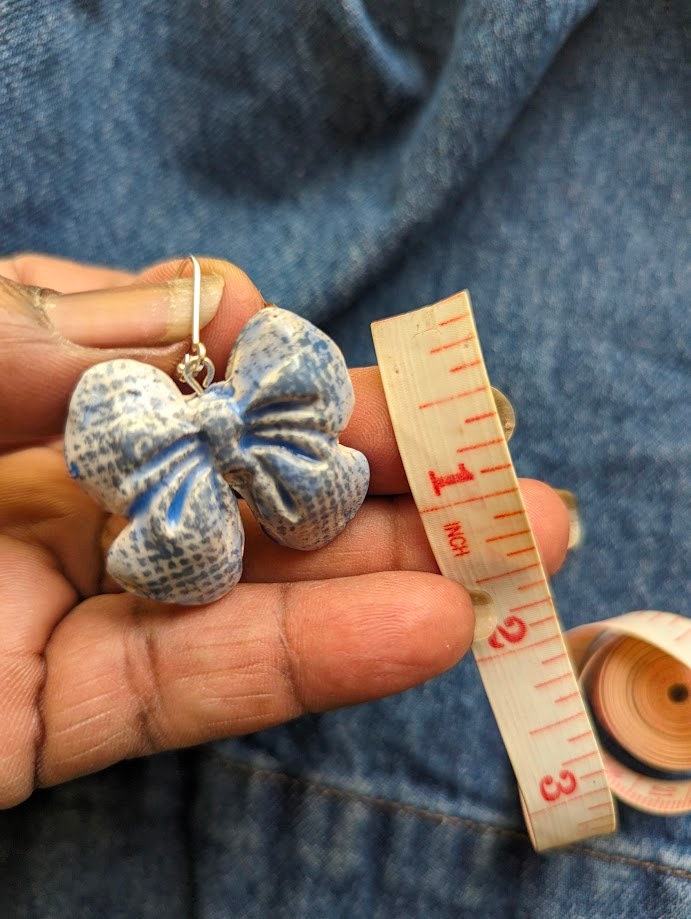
top-left (371, 292), bottom-right (690, 851)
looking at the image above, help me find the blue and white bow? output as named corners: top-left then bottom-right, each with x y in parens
top-left (65, 306), bottom-right (370, 604)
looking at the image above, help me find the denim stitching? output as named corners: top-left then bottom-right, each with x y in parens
top-left (213, 756), bottom-right (691, 882)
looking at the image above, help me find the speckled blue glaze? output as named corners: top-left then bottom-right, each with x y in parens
top-left (64, 307), bottom-right (370, 604)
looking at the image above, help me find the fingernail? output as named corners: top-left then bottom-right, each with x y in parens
top-left (491, 387), bottom-right (516, 441)
top-left (469, 589), bottom-right (497, 642)
top-left (42, 275), bottom-right (224, 347)
top-left (555, 489), bottom-right (582, 549)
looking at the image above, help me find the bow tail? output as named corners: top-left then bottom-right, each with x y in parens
top-left (236, 441), bottom-right (369, 550)
top-left (107, 464), bottom-right (244, 605)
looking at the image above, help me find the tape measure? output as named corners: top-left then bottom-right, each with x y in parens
top-left (371, 291), bottom-right (690, 850)
top-left (569, 611), bottom-right (691, 815)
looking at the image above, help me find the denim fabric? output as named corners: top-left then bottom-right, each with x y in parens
top-left (1, 1), bottom-right (689, 917)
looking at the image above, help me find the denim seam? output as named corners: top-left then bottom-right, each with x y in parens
top-left (211, 756), bottom-right (691, 882)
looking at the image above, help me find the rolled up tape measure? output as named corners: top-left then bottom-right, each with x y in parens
top-left (371, 292), bottom-right (690, 850)
top-left (568, 611), bottom-right (691, 815)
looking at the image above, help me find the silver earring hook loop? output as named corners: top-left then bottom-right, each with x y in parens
top-left (176, 255), bottom-right (216, 397)
top-left (190, 253), bottom-right (202, 348)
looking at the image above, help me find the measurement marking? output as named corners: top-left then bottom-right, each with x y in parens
top-left (429, 334), bottom-right (474, 354)
top-left (577, 817), bottom-right (613, 829)
top-left (518, 579), bottom-right (546, 592)
top-left (625, 788), bottom-right (689, 808)
top-left (531, 615), bottom-right (555, 628)
top-left (480, 463), bottom-right (511, 474)
top-left (674, 626), bottom-right (691, 642)
top-left (475, 633), bottom-right (561, 664)
top-left (509, 597), bottom-right (552, 613)
top-left (615, 787), bottom-right (690, 813)
top-left (486, 529), bottom-right (530, 543)
top-left (476, 561), bottom-right (540, 584)
top-left (535, 673), bottom-right (572, 690)
top-left (555, 691), bottom-right (580, 704)
top-left (542, 652), bottom-right (567, 665)
top-left (568, 730), bottom-right (592, 744)
top-left (419, 487), bottom-right (519, 515)
top-left (530, 711), bottom-right (586, 736)
top-left (532, 787), bottom-right (609, 818)
top-left (564, 751), bottom-right (598, 767)
top-left (494, 510), bottom-right (524, 520)
top-left (588, 802), bottom-right (613, 812)
top-left (429, 463), bottom-right (474, 496)
top-left (418, 385), bottom-right (485, 410)
top-left (506, 546), bottom-right (536, 557)
top-left (579, 769), bottom-right (606, 781)
top-left (449, 359), bottom-right (481, 374)
top-left (466, 411), bottom-right (496, 424)
top-left (456, 438), bottom-right (503, 454)
top-left (438, 312), bottom-right (469, 326)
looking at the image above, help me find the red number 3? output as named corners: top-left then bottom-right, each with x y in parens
top-left (539, 770), bottom-right (577, 802)
top-left (488, 615), bottom-right (527, 649)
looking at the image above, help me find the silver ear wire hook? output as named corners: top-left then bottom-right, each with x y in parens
top-left (176, 255), bottom-right (216, 396)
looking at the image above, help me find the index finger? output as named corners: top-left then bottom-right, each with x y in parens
top-left (0, 253), bottom-right (134, 291)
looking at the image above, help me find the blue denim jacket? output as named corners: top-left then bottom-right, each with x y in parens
top-left (1, 1), bottom-right (689, 915)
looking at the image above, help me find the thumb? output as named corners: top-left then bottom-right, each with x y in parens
top-left (0, 272), bottom-right (224, 443)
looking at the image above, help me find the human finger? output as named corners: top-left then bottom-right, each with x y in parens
top-left (0, 252), bottom-right (135, 290)
top-left (26, 571), bottom-right (473, 796)
top-left (240, 479), bottom-right (571, 582)
top-left (344, 367), bottom-right (408, 493)
top-left (0, 272), bottom-right (223, 442)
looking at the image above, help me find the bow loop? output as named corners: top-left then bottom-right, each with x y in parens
top-left (65, 359), bottom-right (199, 515)
top-left (226, 306), bottom-right (354, 434)
top-left (214, 306), bottom-right (368, 547)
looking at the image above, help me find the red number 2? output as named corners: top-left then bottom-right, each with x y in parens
top-left (539, 770), bottom-right (577, 802)
top-left (488, 616), bottom-right (527, 649)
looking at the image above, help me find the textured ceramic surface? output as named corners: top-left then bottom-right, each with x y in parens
top-left (64, 307), bottom-right (370, 604)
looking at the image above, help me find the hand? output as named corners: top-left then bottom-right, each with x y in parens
top-left (0, 254), bottom-right (571, 808)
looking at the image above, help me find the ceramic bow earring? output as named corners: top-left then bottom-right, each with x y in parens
top-left (65, 256), bottom-right (370, 604)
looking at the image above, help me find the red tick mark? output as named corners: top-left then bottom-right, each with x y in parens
top-left (535, 673), bottom-right (572, 690)
top-left (509, 598), bottom-right (551, 613)
top-left (418, 385), bottom-right (485, 410)
top-left (564, 751), bottom-right (598, 767)
top-left (555, 691), bottom-right (580, 704)
top-left (518, 579), bottom-right (546, 592)
top-left (449, 359), bottom-right (481, 374)
top-left (430, 334), bottom-right (474, 354)
top-left (486, 529), bottom-right (530, 543)
top-left (542, 652), bottom-right (567, 666)
top-left (475, 561), bottom-right (540, 583)
top-left (530, 711), bottom-right (586, 736)
top-left (475, 633), bottom-right (560, 664)
top-left (419, 487), bottom-right (519, 515)
top-left (567, 730), bottom-right (592, 743)
top-left (466, 411), bottom-right (496, 424)
top-left (438, 312), bottom-right (469, 326)
top-left (457, 438), bottom-right (503, 454)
